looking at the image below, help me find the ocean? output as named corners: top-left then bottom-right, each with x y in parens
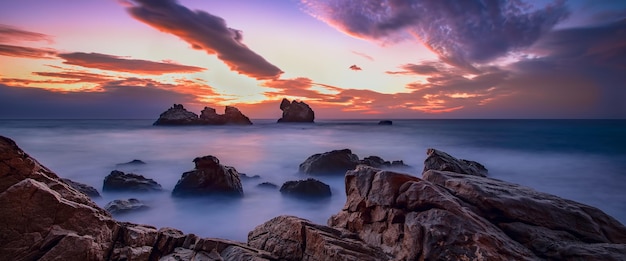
top-left (1, 119), bottom-right (625, 241)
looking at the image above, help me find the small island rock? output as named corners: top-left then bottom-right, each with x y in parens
top-left (257, 182), bottom-right (278, 189)
top-left (172, 155), bottom-right (243, 197)
top-left (280, 178), bottom-right (331, 198)
top-left (105, 198), bottom-right (149, 215)
top-left (102, 170), bottom-right (163, 192)
top-left (116, 159), bottom-right (146, 166)
top-left (153, 104), bottom-right (199, 125)
top-left (277, 98), bottom-right (315, 123)
top-left (154, 104), bottom-right (252, 125)
top-left (378, 120), bottom-right (392, 125)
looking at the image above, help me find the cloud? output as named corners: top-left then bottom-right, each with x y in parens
top-left (349, 64), bottom-right (362, 71)
top-left (303, 0), bottom-right (569, 69)
top-left (126, 0), bottom-right (283, 80)
top-left (57, 52), bottom-right (206, 75)
top-left (0, 24), bottom-right (53, 43)
top-left (352, 51), bottom-right (374, 61)
top-left (263, 77), bottom-right (334, 99)
top-left (0, 44), bottom-right (57, 59)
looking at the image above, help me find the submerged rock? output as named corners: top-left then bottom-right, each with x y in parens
top-left (154, 104), bottom-right (253, 125)
top-left (104, 198), bottom-right (149, 215)
top-left (153, 104), bottom-right (199, 125)
top-left (378, 120), bottom-right (392, 125)
top-left (423, 148), bottom-right (488, 177)
top-left (102, 170), bottom-right (163, 192)
top-left (171, 155), bottom-right (243, 197)
top-left (61, 178), bottom-right (100, 198)
top-left (280, 178), bottom-right (331, 198)
top-left (277, 98), bottom-right (315, 123)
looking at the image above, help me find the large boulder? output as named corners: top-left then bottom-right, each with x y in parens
top-left (105, 198), bottom-right (149, 215)
top-left (423, 148), bottom-right (488, 177)
top-left (102, 170), bottom-right (163, 192)
top-left (248, 215), bottom-right (391, 261)
top-left (61, 178), bottom-right (100, 197)
top-left (199, 106), bottom-right (253, 125)
top-left (299, 149), bottom-right (360, 175)
top-left (277, 98), bottom-right (315, 123)
top-left (171, 155), bottom-right (244, 197)
top-left (328, 161), bottom-right (626, 260)
top-left (153, 104), bottom-right (199, 125)
top-left (280, 178), bottom-right (331, 198)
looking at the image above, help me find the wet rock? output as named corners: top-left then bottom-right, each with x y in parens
top-left (277, 98), bottom-right (315, 123)
top-left (153, 104), bottom-right (200, 125)
top-left (172, 155), bottom-right (244, 197)
top-left (61, 178), bottom-right (100, 197)
top-left (116, 159), bottom-right (146, 166)
top-left (299, 149), bottom-right (360, 175)
top-left (248, 215), bottom-right (391, 261)
top-left (257, 182), bottom-right (278, 189)
top-left (104, 198), bottom-right (149, 215)
top-left (423, 148), bottom-right (488, 177)
top-left (102, 170), bottom-right (163, 192)
top-left (280, 178), bottom-right (331, 198)
top-left (378, 120), bottom-right (392, 125)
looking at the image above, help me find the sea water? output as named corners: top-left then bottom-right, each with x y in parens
top-left (1, 119), bottom-right (625, 241)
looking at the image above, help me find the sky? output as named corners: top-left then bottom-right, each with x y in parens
top-left (0, 0), bottom-right (625, 119)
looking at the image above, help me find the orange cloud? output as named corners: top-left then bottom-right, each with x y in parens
top-left (0, 24), bottom-right (53, 44)
top-left (0, 44), bottom-right (56, 59)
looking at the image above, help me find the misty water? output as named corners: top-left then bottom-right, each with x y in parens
top-left (1, 119), bottom-right (625, 241)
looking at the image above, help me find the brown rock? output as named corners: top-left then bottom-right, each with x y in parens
top-left (423, 148), bottom-right (488, 176)
top-left (280, 178), bottom-right (331, 198)
top-left (172, 155), bottom-right (244, 197)
top-left (61, 178), bottom-right (101, 197)
top-left (200, 106), bottom-right (253, 125)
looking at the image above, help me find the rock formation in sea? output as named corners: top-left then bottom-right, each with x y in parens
top-left (277, 98), bottom-right (315, 123)
top-left (116, 159), bottom-right (146, 166)
top-left (105, 198), bottom-right (149, 215)
top-left (102, 170), bottom-right (163, 192)
top-left (171, 155), bottom-right (244, 197)
top-left (299, 148), bottom-right (410, 175)
top-left (2, 134), bottom-right (626, 260)
top-left (279, 178), bottom-right (332, 198)
top-left (378, 120), bottom-right (393, 125)
top-left (61, 178), bottom-right (101, 197)
top-left (154, 104), bottom-right (253, 126)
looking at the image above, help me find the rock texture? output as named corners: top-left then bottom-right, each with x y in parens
top-left (61, 178), bottom-right (101, 197)
top-left (103, 170), bottom-right (163, 192)
top-left (299, 149), bottom-right (409, 175)
top-left (280, 178), bottom-right (332, 198)
top-left (248, 216), bottom-right (391, 261)
top-left (423, 148), bottom-right (488, 177)
top-left (105, 198), bottom-right (149, 215)
top-left (277, 98), bottom-right (315, 123)
top-left (154, 104), bottom-right (253, 126)
top-left (172, 155), bottom-right (244, 197)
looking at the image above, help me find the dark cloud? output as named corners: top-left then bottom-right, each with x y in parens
top-left (349, 64), bottom-right (362, 71)
top-left (58, 52), bottom-right (206, 75)
top-left (0, 24), bottom-right (52, 43)
top-left (127, 0), bottom-right (283, 80)
top-left (303, 0), bottom-right (569, 69)
top-left (0, 44), bottom-right (57, 59)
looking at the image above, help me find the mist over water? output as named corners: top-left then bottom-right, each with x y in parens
top-left (1, 119), bottom-right (625, 241)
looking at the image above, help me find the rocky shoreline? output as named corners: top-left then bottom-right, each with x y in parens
top-left (1, 135), bottom-right (625, 260)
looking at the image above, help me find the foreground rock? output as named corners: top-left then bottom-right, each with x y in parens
top-left (61, 178), bottom-right (101, 197)
top-left (103, 170), bottom-right (163, 192)
top-left (299, 149), bottom-right (409, 175)
top-left (327, 163), bottom-right (626, 260)
top-left (280, 178), bottom-right (331, 198)
top-left (423, 148), bottom-right (488, 177)
top-left (277, 98), bottom-right (315, 123)
top-left (172, 155), bottom-right (243, 197)
top-left (0, 136), bottom-right (276, 260)
top-left (154, 104), bottom-right (253, 125)
top-left (248, 216), bottom-right (391, 261)
top-left (105, 198), bottom-right (149, 215)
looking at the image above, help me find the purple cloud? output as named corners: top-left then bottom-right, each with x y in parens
top-left (58, 52), bottom-right (206, 75)
top-left (0, 24), bottom-right (52, 43)
top-left (0, 44), bottom-right (56, 59)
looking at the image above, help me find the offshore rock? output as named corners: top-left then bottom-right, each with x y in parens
top-left (155, 104), bottom-right (253, 125)
top-left (377, 120), bottom-right (392, 125)
top-left (423, 148), bottom-right (488, 177)
top-left (300, 149), bottom-right (410, 175)
top-left (105, 198), bottom-right (149, 215)
top-left (153, 104), bottom-right (199, 125)
top-left (280, 178), bottom-right (331, 198)
top-left (172, 155), bottom-right (244, 197)
top-left (248, 215), bottom-right (392, 261)
top-left (102, 170), bottom-right (163, 192)
top-left (61, 178), bottom-right (101, 197)
top-left (115, 159), bottom-right (146, 166)
top-left (277, 98), bottom-right (315, 123)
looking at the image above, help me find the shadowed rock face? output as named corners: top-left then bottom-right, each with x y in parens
top-left (102, 170), bottom-right (163, 192)
top-left (299, 149), bottom-right (410, 175)
top-left (154, 104), bottom-right (252, 125)
top-left (171, 155), bottom-right (244, 197)
top-left (423, 148), bottom-right (488, 177)
top-left (153, 104), bottom-right (199, 125)
top-left (61, 178), bottom-right (100, 197)
top-left (280, 178), bottom-right (331, 198)
top-left (277, 98), bottom-right (315, 123)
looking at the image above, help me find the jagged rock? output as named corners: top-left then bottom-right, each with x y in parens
top-left (105, 198), bottom-right (149, 215)
top-left (423, 148), bottom-right (488, 177)
top-left (172, 155), bottom-right (243, 197)
top-left (378, 120), bottom-right (392, 125)
top-left (248, 215), bottom-right (392, 261)
top-left (328, 162), bottom-right (626, 260)
top-left (200, 106), bottom-right (253, 125)
top-left (360, 156), bottom-right (410, 170)
top-left (277, 98), bottom-right (315, 123)
top-left (116, 159), bottom-right (146, 166)
top-left (102, 170), bottom-right (163, 192)
top-left (280, 178), bottom-right (331, 198)
top-left (61, 178), bottom-right (100, 197)
top-left (257, 182), bottom-right (278, 189)
top-left (299, 149), bottom-right (360, 175)
top-left (153, 104), bottom-right (200, 125)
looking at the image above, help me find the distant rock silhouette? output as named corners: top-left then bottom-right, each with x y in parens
top-left (154, 104), bottom-right (252, 125)
top-left (378, 120), bottom-right (392, 125)
top-left (116, 159), bottom-right (146, 166)
top-left (277, 98), bottom-right (315, 123)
